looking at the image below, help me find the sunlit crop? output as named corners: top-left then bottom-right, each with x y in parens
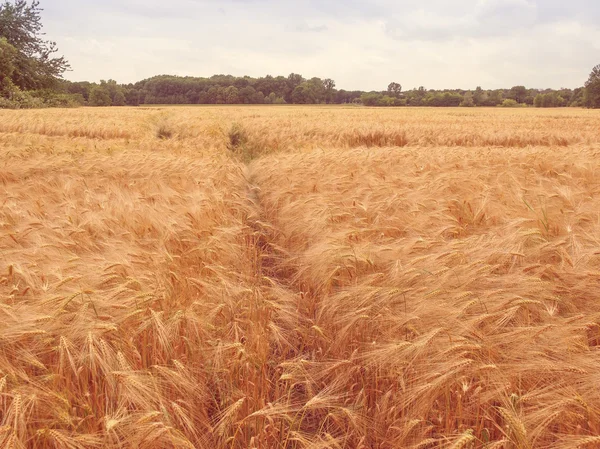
top-left (1, 105), bottom-right (600, 449)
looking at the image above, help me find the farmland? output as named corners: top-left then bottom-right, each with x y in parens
top-left (1, 105), bottom-right (600, 448)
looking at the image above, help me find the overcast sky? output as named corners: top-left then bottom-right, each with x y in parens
top-left (41, 0), bottom-right (600, 90)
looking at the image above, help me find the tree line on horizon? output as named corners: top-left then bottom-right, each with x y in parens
top-left (59, 75), bottom-right (593, 109)
top-left (1, 0), bottom-right (600, 109)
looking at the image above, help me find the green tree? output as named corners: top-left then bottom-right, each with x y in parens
top-left (508, 86), bottom-right (527, 104)
top-left (360, 92), bottom-right (383, 106)
top-left (541, 93), bottom-right (557, 108)
top-left (0, 1), bottom-right (69, 90)
top-left (569, 87), bottom-right (584, 107)
top-left (323, 78), bottom-right (335, 103)
top-left (472, 86), bottom-right (484, 106)
top-left (0, 36), bottom-right (16, 95)
top-left (124, 88), bottom-right (140, 106)
top-left (291, 83), bottom-right (313, 104)
top-left (266, 92), bottom-right (285, 104)
top-left (387, 82), bottom-right (402, 98)
top-left (89, 84), bottom-right (112, 106)
top-left (533, 94), bottom-right (543, 108)
top-left (224, 85), bottom-right (239, 104)
top-left (460, 91), bottom-right (475, 107)
top-left (112, 89), bottom-right (126, 106)
top-left (584, 64), bottom-right (600, 108)
top-left (286, 73), bottom-right (304, 102)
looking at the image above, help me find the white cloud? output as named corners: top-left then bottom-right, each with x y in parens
top-left (41, 0), bottom-right (600, 89)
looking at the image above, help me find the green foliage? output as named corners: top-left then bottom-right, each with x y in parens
top-left (0, 36), bottom-right (16, 95)
top-left (460, 92), bottom-right (475, 107)
top-left (86, 80), bottom-right (129, 107)
top-left (533, 92), bottom-right (568, 108)
top-left (501, 99), bottom-right (520, 107)
top-left (82, 73), bottom-right (580, 109)
top-left (323, 78), bottom-right (335, 103)
top-left (569, 87), bottom-right (584, 107)
top-left (508, 86), bottom-right (528, 104)
top-left (584, 64), bottom-right (600, 108)
top-left (387, 82), bottom-right (402, 97)
top-left (0, 0), bottom-right (69, 91)
top-left (112, 89), bottom-right (126, 106)
top-left (224, 86), bottom-right (239, 104)
top-left (360, 92), bottom-right (403, 107)
top-left (424, 91), bottom-right (463, 107)
top-left (360, 92), bottom-right (381, 106)
top-left (89, 85), bottom-right (112, 106)
top-left (265, 92), bottom-right (286, 104)
top-left (29, 88), bottom-right (83, 107)
top-left (291, 78), bottom-right (327, 104)
top-left (0, 87), bottom-right (42, 108)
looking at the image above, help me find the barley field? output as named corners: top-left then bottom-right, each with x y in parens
top-left (1, 105), bottom-right (600, 449)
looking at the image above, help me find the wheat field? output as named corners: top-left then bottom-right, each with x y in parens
top-left (1, 105), bottom-right (600, 449)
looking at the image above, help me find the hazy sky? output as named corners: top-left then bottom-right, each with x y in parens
top-left (41, 0), bottom-right (600, 90)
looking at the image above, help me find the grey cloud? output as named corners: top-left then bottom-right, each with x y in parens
top-left (40, 0), bottom-right (599, 89)
top-left (534, 0), bottom-right (600, 24)
top-left (383, 0), bottom-right (538, 41)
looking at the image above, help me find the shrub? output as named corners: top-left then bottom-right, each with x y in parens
top-left (156, 123), bottom-right (174, 140)
top-left (227, 123), bottom-right (258, 161)
top-left (501, 99), bottom-right (520, 108)
top-left (0, 89), bottom-right (46, 109)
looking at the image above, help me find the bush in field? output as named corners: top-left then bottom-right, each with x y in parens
top-left (501, 99), bottom-right (520, 107)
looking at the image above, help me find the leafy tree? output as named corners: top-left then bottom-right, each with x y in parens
top-left (238, 86), bottom-right (260, 104)
top-left (534, 94), bottom-right (543, 108)
top-left (323, 78), bottom-right (335, 103)
top-left (387, 82), bottom-right (402, 98)
top-left (486, 90), bottom-right (503, 106)
top-left (460, 91), bottom-right (475, 107)
top-left (89, 85), bottom-right (111, 106)
top-left (379, 95), bottom-right (396, 106)
top-left (472, 86), bottom-right (483, 106)
top-left (508, 86), bottom-right (527, 104)
top-left (360, 92), bottom-right (383, 106)
top-left (0, 36), bottom-right (16, 95)
top-left (569, 87), bottom-right (584, 107)
top-left (265, 92), bottom-right (286, 104)
top-left (291, 83), bottom-right (314, 104)
top-left (123, 88), bottom-right (140, 106)
top-left (224, 85), bottom-right (239, 104)
top-left (112, 89), bottom-right (126, 106)
top-left (584, 64), bottom-right (600, 108)
top-left (0, 1), bottom-right (69, 90)
top-left (541, 93), bottom-right (558, 107)
top-left (424, 91), bottom-right (463, 107)
top-left (63, 80), bottom-right (92, 101)
top-left (286, 73), bottom-right (305, 102)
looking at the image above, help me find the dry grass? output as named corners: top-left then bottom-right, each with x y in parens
top-left (1, 105), bottom-right (600, 448)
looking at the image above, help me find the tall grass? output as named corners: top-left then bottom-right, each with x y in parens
top-left (1, 106), bottom-right (600, 448)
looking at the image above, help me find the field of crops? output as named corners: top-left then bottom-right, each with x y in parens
top-left (1, 105), bottom-right (600, 449)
